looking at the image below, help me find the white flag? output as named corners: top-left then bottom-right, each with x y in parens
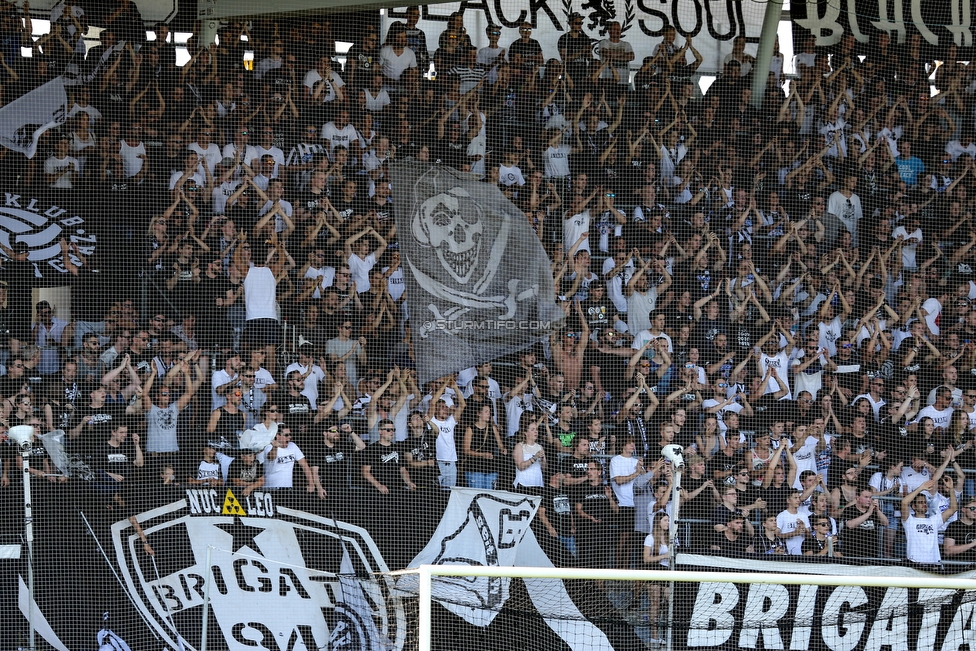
top-left (0, 77), bottom-right (68, 159)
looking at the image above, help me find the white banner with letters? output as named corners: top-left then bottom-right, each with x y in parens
top-left (383, 1), bottom-right (769, 76)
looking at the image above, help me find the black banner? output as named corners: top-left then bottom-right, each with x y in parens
top-left (673, 554), bottom-right (976, 651)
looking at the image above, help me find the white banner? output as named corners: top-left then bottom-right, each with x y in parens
top-left (0, 77), bottom-right (67, 159)
top-left (405, 488), bottom-right (613, 650)
top-left (384, 1), bottom-right (769, 76)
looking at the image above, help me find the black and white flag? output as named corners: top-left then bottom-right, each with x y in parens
top-left (403, 488), bottom-right (614, 650)
top-left (0, 77), bottom-right (68, 159)
top-left (390, 162), bottom-right (563, 384)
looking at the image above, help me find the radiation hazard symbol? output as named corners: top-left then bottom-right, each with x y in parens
top-left (221, 489), bottom-right (246, 516)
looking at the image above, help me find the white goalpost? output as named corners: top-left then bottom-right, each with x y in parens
top-left (410, 565), bottom-right (976, 651)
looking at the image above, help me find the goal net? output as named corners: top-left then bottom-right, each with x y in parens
top-left (399, 564), bottom-right (976, 651)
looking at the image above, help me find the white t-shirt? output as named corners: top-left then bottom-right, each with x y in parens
top-left (916, 405), bottom-right (953, 434)
top-left (244, 266), bottom-right (279, 322)
top-left (211, 369), bottom-right (237, 411)
top-left (304, 265), bottom-right (336, 299)
top-left (921, 297), bottom-right (943, 336)
top-left (259, 441), bottom-right (305, 488)
top-left (505, 394), bottom-right (530, 438)
top-left (598, 39), bottom-right (633, 82)
top-left (45, 155), bottom-right (79, 188)
top-left (626, 289), bottom-right (659, 335)
top-left (776, 509), bottom-right (810, 555)
top-left (348, 252), bottom-right (378, 293)
top-left (222, 142), bottom-right (260, 168)
top-left (790, 436), bottom-right (821, 489)
top-left (380, 45), bottom-right (418, 81)
top-left (498, 164), bottom-right (525, 187)
top-left (892, 225), bottom-right (922, 269)
top-left (362, 87), bottom-right (391, 112)
top-left (631, 328), bottom-right (672, 353)
top-left (817, 316), bottom-right (843, 357)
top-left (211, 180), bottom-right (242, 215)
top-left (563, 210), bottom-right (591, 254)
top-left (303, 68), bottom-right (345, 103)
top-left (609, 454), bottom-right (640, 507)
top-left (760, 351), bottom-right (792, 399)
top-left (900, 466), bottom-right (932, 495)
top-left (430, 414), bottom-right (459, 462)
top-left (904, 512), bottom-right (944, 563)
top-left (188, 142), bottom-right (222, 175)
top-left (119, 141), bottom-right (146, 178)
top-left (258, 200), bottom-right (294, 234)
top-left (544, 143), bottom-right (572, 178)
top-left (320, 122), bottom-right (360, 155)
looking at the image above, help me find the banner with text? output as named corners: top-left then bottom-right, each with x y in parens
top-left (792, 0), bottom-right (976, 54)
top-left (674, 553), bottom-right (976, 651)
top-left (384, 1), bottom-right (769, 76)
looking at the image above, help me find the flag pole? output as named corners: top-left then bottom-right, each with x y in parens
top-left (21, 446), bottom-right (34, 651)
top-left (201, 545), bottom-right (214, 651)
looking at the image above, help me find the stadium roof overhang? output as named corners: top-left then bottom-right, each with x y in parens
top-left (204, 0), bottom-right (457, 19)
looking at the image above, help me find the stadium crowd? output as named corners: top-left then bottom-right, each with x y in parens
top-left (0, 2), bottom-right (976, 596)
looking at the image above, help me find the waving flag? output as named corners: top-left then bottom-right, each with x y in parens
top-left (390, 162), bottom-right (563, 384)
top-left (0, 77), bottom-right (68, 159)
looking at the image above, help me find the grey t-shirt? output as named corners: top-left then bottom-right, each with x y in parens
top-left (146, 402), bottom-right (180, 453)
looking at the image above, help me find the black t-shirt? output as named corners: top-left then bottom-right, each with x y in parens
top-left (508, 39), bottom-right (543, 68)
top-left (296, 188), bottom-right (329, 218)
top-left (762, 484), bottom-right (792, 519)
top-left (361, 196), bottom-right (394, 227)
top-left (227, 457), bottom-right (262, 487)
top-left (0, 438), bottom-right (16, 479)
top-left (681, 474), bottom-right (714, 520)
top-left (332, 195), bottom-right (360, 223)
top-left (361, 441), bottom-right (404, 490)
top-left (197, 275), bottom-right (234, 347)
top-left (72, 402), bottom-right (127, 456)
top-left (580, 296), bottom-right (610, 330)
top-left (736, 483), bottom-right (765, 514)
top-left (943, 519), bottom-right (976, 563)
top-left (801, 534), bottom-right (837, 556)
top-left (306, 436), bottom-right (357, 495)
top-left (561, 454), bottom-right (590, 484)
top-left (284, 394), bottom-right (314, 435)
top-left (695, 317), bottom-right (727, 350)
top-left (1, 259), bottom-right (36, 340)
top-left (402, 431), bottom-right (437, 489)
top-left (541, 485), bottom-right (574, 537)
top-left (584, 347), bottom-right (627, 398)
top-left (92, 440), bottom-right (137, 477)
top-left (840, 507), bottom-right (884, 557)
top-left (707, 452), bottom-right (743, 486)
top-left (574, 481), bottom-right (613, 522)
top-left (711, 530), bottom-right (752, 556)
